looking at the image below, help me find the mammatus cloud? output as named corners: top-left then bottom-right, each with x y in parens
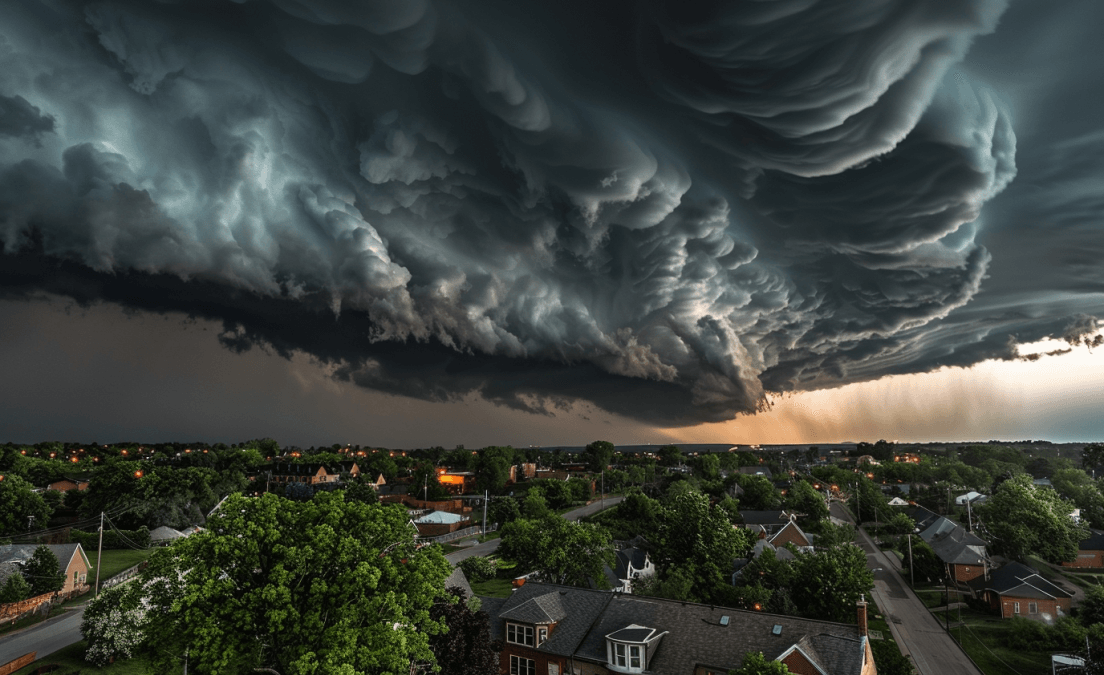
top-left (0, 0), bottom-right (1095, 424)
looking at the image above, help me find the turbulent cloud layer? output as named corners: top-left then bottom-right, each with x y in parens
top-left (0, 0), bottom-right (1097, 424)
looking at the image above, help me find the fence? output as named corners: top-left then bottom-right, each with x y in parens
top-left (101, 561), bottom-right (148, 591)
top-left (0, 592), bottom-right (53, 622)
top-left (418, 524), bottom-right (497, 545)
top-left (0, 652), bottom-right (36, 675)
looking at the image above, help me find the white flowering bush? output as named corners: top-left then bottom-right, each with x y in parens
top-left (81, 582), bottom-right (149, 667)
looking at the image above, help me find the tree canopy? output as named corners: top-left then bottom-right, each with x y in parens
top-left (498, 515), bottom-right (614, 588)
top-left (140, 492), bottom-right (451, 675)
top-left (428, 587), bottom-right (499, 675)
top-left (0, 473), bottom-right (50, 536)
top-left (977, 473), bottom-right (1089, 563)
top-left (22, 545), bottom-right (65, 596)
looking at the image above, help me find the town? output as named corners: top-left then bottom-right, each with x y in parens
top-left (2, 439), bottom-right (1104, 675)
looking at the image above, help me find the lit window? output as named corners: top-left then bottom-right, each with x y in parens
top-left (510, 656), bottom-right (535, 675)
top-left (508, 623), bottom-right (534, 647)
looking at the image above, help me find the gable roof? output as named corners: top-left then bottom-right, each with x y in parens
top-left (614, 547), bottom-right (649, 580)
top-left (487, 582), bottom-right (866, 675)
top-left (500, 591), bottom-right (569, 624)
top-left (444, 566), bottom-right (473, 598)
top-left (972, 562), bottom-right (1072, 599)
top-left (0, 543), bottom-right (89, 577)
top-left (488, 583), bottom-right (612, 657)
top-left (919, 517), bottom-right (987, 566)
top-left (415, 510), bottom-right (466, 524)
top-left (769, 520), bottom-right (813, 548)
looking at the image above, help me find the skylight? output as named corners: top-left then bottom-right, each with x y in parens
top-left (772, 625), bottom-right (783, 636)
top-left (720, 616), bottom-right (730, 626)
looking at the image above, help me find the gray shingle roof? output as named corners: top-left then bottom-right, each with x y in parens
top-left (1079, 530), bottom-right (1104, 551)
top-left (919, 517), bottom-right (986, 566)
top-left (0, 544), bottom-right (87, 577)
top-left (972, 562), bottom-right (1072, 599)
top-left (445, 566), bottom-right (473, 598)
top-left (490, 583), bottom-right (612, 657)
top-left (614, 547), bottom-right (648, 580)
top-left (740, 510), bottom-right (787, 525)
top-left (487, 583), bottom-right (866, 674)
top-left (500, 591), bottom-right (569, 624)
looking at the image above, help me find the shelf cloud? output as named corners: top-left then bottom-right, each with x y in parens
top-left (0, 0), bottom-right (1098, 425)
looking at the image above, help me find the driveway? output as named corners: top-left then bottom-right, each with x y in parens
top-left (0, 606), bottom-right (85, 667)
top-left (830, 503), bottom-right (983, 675)
top-left (446, 496), bottom-right (624, 564)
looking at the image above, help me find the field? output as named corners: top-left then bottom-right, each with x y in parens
top-left (947, 610), bottom-right (1053, 675)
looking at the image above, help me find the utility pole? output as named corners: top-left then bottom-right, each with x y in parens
top-left (482, 490), bottom-right (488, 537)
top-left (94, 511), bottom-right (104, 596)
top-left (908, 534), bottom-right (914, 588)
top-left (967, 496), bottom-right (973, 532)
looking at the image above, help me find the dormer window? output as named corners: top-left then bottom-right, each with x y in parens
top-left (507, 623), bottom-right (534, 646)
top-left (605, 625), bottom-right (665, 674)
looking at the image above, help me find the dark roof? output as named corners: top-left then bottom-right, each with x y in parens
top-left (501, 591), bottom-right (569, 624)
top-left (486, 583), bottom-right (866, 674)
top-left (1080, 530), bottom-right (1104, 551)
top-left (740, 511), bottom-right (787, 525)
top-left (972, 562), bottom-right (1072, 599)
top-left (572, 589), bottom-right (865, 675)
top-left (491, 583), bottom-right (612, 656)
top-left (481, 597), bottom-right (509, 640)
top-left (614, 547), bottom-right (649, 580)
top-left (905, 505), bottom-right (941, 531)
top-left (919, 517), bottom-right (986, 566)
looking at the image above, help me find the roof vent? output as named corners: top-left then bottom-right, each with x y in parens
top-left (772, 625), bottom-right (783, 636)
top-left (720, 616), bottom-right (730, 626)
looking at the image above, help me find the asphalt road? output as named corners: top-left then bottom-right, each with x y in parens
top-left (446, 495), bottom-right (624, 564)
top-left (0, 606), bottom-right (85, 667)
top-left (830, 502), bottom-right (982, 675)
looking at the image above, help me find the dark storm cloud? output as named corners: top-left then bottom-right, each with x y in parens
top-left (0, 94), bottom-right (54, 143)
top-left (0, 0), bottom-right (1096, 424)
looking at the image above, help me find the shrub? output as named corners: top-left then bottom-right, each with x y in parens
top-left (458, 556), bottom-right (498, 583)
top-left (81, 582), bottom-right (149, 667)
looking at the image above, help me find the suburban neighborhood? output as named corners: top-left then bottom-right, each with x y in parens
top-left (3, 439), bottom-right (1104, 674)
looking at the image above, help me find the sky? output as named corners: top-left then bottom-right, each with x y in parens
top-left (0, 0), bottom-right (1102, 448)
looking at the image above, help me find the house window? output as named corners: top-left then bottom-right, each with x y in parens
top-left (630, 645), bottom-right (641, 669)
top-left (1014, 602), bottom-right (1020, 614)
top-left (507, 623), bottom-right (534, 646)
top-left (1029, 602), bottom-right (1039, 614)
top-left (537, 627), bottom-right (548, 646)
top-left (510, 656), bottom-right (535, 675)
top-left (610, 643), bottom-right (644, 672)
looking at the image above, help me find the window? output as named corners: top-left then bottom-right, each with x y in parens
top-left (537, 627), bottom-right (548, 646)
top-left (1013, 602), bottom-right (1021, 614)
top-left (615, 643), bottom-right (626, 667)
top-left (610, 643), bottom-right (644, 672)
top-left (510, 656), bottom-right (535, 675)
top-left (1029, 602), bottom-right (1039, 614)
top-left (507, 623), bottom-right (534, 647)
top-left (629, 645), bottom-right (641, 669)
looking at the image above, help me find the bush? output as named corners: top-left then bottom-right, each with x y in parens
top-left (458, 556), bottom-right (498, 583)
top-left (0, 571), bottom-right (30, 603)
top-left (71, 526), bottom-right (151, 550)
top-left (870, 637), bottom-right (915, 675)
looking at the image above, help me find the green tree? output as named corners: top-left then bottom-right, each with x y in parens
top-left (788, 544), bottom-right (874, 623)
top-left (695, 454), bottom-right (720, 480)
top-left (344, 476), bottom-right (380, 505)
top-left (0, 474), bottom-right (50, 536)
top-left (1083, 444), bottom-right (1104, 476)
top-left (731, 651), bottom-right (790, 674)
top-left (784, 480), bottom-right (828, 523)
top-left (488, 497), bottom-right (521, 527)
top-left (1051, 468), bottom-right (1104, 529)
top-left (473, 451), bottom-right (511, 495)
top-left (140, 492), bottom-right (451, 675)
top-left (977, 474), bottom-right (1089, 563)
top-left (0, 570), bottom-right (31, 603)
top-left (582, 441), bottom-right (615, 474)
top-left (870, 638), bottom-right (915, 675)
top-left (497, 516), bottom-right (614, 588)
top-left (22, 545), bottom-right (64, 596)
top-left (731, 475), bottom-right (781, 511)
top-left (1080, 584), bottom-right (1104, 626)
top-left (428, 587), bottom-right (499, 675)
top-left (650, 490), bottom-right (756, 602)
top-left (657, 445), bottom-right (682, 467)
top-left (522, 489), bottom-right (551, 520)
top-left (457, 556), bottom-right (497, 584)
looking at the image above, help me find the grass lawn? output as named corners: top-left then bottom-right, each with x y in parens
top-left (948, 611), bottom-right (1052, 675)
top-left (89, 548), bottom-right (155, 585)
top-left (472, 578), bottom-right (515, 598)
top-left (12, 641), bottom-right (153, 674)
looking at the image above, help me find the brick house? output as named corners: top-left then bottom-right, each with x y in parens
top-left (768, 520), bottom-right (815, 552)
top-left (484, 582), bottom-right (876, 675)
top-left (413, 510), bottom-right (472, 537)
top-left (917, 516), bottom-right (988, 583)
top-left (1062, 530), bottom-right (1104, 569)
top-left (971, 562), bottom-right (1072, 624)
top-left (47, 478), bottom-right (89, 492)
top-left (0, 543), bottom-right (92, 596)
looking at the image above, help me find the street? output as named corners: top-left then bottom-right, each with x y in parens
top-left (0, 607), bottom-right (85, 667)
top-left (446, 495), bottom-right (623, 563)
top-left (830, 502), bottom-right (982, 675)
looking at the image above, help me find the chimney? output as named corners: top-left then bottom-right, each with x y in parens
top-left (857, 595), bottom-right (868, 637)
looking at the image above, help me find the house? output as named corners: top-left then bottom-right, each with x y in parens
top-left (0, 543), bottom-right (92, 596)
top-left (1061, 530), bottom-right (1104, 569)
top-left (971, 562), bottom-right (1073, 623)
top-left (436, 469), bottom-right (477, 495)
top-left (887, 497), bottom-right (909, 507)
top-left (954, 492), bottom-right (987, 506)
top-left (738, 511), bottom-right (795, 538)
top-left (269, 461), bottom-right (359, 486)
top-left (606, 544), bottom-right (655, 593)
top-left (413, 510), bottom-right (472, 537)
top-left (768, 519), bottom-right (815, 552)
top-left (917, 517), bottom-right (988, 583)
top-left (485, 581), bottom-right (877, 675)
top-left (47, 478), bottom-right (89, 492)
